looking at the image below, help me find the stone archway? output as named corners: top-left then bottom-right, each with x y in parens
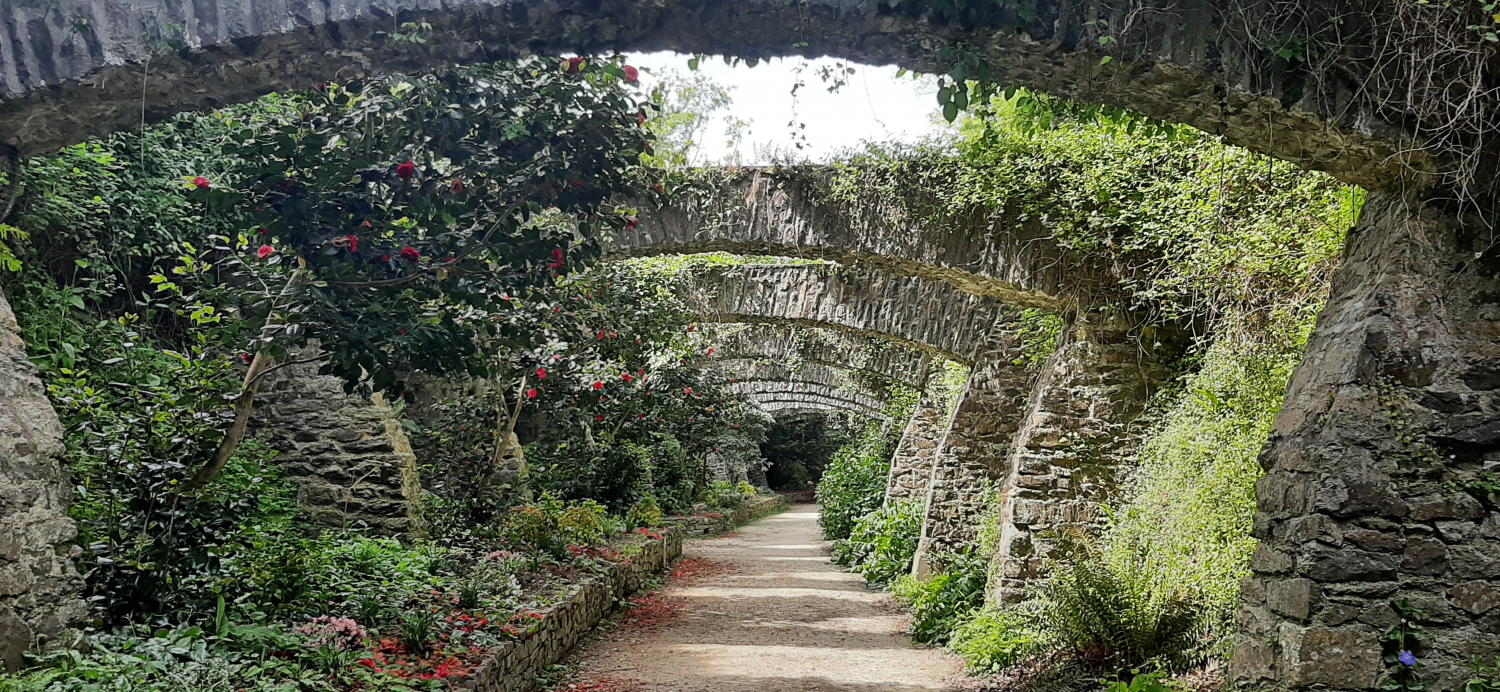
top-left (2, 2), bottom-right (1497, 689)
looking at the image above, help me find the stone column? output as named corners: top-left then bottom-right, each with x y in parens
top-left (0, 289), bottom-right (85, 671)
top-left (254, 361), bottom-right (426, 536)
top-left (1230, 191), bottom-right (1500, 692)
top-left (884, 387), bottom-right (951, 505)
top-left (988, 318), bottom-right (1179, 604)
top-left (911, 337), bottom-right (1035, 574)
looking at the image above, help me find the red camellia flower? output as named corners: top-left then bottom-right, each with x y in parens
top-left (346, 235), bottom-right (359, 252)
top-left (536, 367), bottom-right (548, 379)
top-left (400, 246), bottom-right (420, 261)
top-left (626, 217), bottom-right (639, 229)
top-left (527, 388), bottom-right (538, 399)
top-left (637, 113), bottom-right (647, 126)
top-left (622, 373), bottom-right (634, 382)
top-left (624, 65), bottom-right (640, 83)
top-left (572, 180), bottom-right (586, 188)
top-left (396, 160), bottom-right (417, 179)
top-left (684, 387), bottom-right (694, 395)
top-left (257, 244), bottom-right (275, 259)
top-left (451, 178), bottom-right (465, 195)
top-left (707, 348), bottom-right (715, 355)
top-left (652, 183), bottom-right (665, 194)
top-left (566, 57), bottom-right (586, 74)
top-left (240, 353), bottom-right (253, 364)
top-left (548, 248), bottom-right (566, 269)
top-left (257, 227), bottom-right (268, 235)
top-left (593, 381), bottom-right (604, 391)
top-left (595, 414), bottom-right (604, 422)
top-left (192, 176), bottom-right (211, 189)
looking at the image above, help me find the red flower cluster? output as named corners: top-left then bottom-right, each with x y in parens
top-left (396, 160), bottom-right (417, 179)
top-left (400, 246), bottom-right (420, 261)
top-left (547, 247), bottom-right (566, 269)
top-left (536, 367), bottom-right (548, 379)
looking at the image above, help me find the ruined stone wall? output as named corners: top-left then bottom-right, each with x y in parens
top-left (0, 290), bottom-right (85, 671)
top-left (988, 321), bottom-right (1180, 604)
top-left (253, 361), bottom-right (425, 535)
top-left (884, 389), bottom-right (951, 505)
top-left (1232, 193), bottom-right (1500, 692)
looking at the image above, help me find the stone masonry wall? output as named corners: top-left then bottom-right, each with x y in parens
top-left (884, 389), bottom-right (952, 505)
top-left (0, 289), bottom-right (86, 671)
top-left (463, 528), bottom-right (684, 692)
top-left (989, 320), bottom-right (1180, 604)
top-left (1231, 192), bottom-right (1500, 692)
top-left (253, 361), bottom-right (425, 535)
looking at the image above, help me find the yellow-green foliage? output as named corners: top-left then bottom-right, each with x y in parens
top-left (1105, 338), bottom-right (1305, 639)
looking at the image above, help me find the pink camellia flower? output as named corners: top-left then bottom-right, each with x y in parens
top-left (623, 65), bottom-right (639, 83)
top-left (396, 160), bottom-right (417, 179)
top-left (400, 246), bottom-right (420, 261)
top-left (257, 245), bottom-right (275, 259)
top-left (192, 176), bottom-right (211, 189)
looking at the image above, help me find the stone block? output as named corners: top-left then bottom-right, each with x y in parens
top-left (1301, 546), bottom-right (1400, 582)
top-left (1281, 625), bottom-right (1383, 689)
top-left (1267, 578), bottom-right (1316, 621)
top-left (1401, 537), bottom-right (1450, 576)
top-left (1450, 581), bottom-right (1500, 615)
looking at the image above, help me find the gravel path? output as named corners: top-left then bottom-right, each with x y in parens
top-left (564, 503), bottom-right (964, 691)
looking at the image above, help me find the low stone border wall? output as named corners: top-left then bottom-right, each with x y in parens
top-left (666, 494), bottom-right (788, 536)
top-left (461, 528), bottom-right (684, 692)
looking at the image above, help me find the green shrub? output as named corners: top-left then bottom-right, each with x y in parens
top-left (832, 500), bottom-right (923, 585)
top-left (627, 496), bottom-right (664, 527)
top-left (1035, 548), bottom-right (1200, 670)
top-left (1467, 657), bottom-right (1500, 692)
top-left (816, 427), bottom-right (893, 541)
top-left (948, 607), bottom-right (1051, 674)
top-left (557, 500), bottom-right (608, 546)
top-left (702, 480), bottom-right (753, 509)
top-left (890, 550), bottom-right (988, 645)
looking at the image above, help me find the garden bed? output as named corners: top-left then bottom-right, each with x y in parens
top-left (664, 494), bottom-right (786, 536)
top-left (461, 527), bottom-right (683, 692)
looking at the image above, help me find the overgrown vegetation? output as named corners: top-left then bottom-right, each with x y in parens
top-left (829, 92), bottom-right (1354, 687)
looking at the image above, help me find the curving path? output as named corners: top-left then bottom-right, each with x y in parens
top-left (565, 503), bottom-right (962, 691)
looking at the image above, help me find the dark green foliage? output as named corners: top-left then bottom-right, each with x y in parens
top-left (832, 500), bottom-right (923, 585)
top-left (761, 416), bottom-right (851, 489)
top-left (890, 551), bottom-right (989, 645)
top-left (1382, 600), bottom-right (1428, 691)
top-left (398, 610), bottom-right (438, 656)
top-left (816, 426), bottom-right (894, 541)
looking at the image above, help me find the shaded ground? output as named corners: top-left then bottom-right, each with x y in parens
top-left (559, 502), bottom-right (963, 691)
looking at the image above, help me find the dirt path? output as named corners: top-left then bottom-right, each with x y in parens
top-left (563, 503), bottom-right (964, 691)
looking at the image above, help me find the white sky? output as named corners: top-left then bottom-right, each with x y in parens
top-left (624, 52), bottom-right (945, 165)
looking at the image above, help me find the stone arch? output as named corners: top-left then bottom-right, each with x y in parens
top-left (0, 0), bottom-right (1419, 188)
top-left (687, 264), bottom-right (1011, 364)
top-left (709, 324), bottom-right (932, 390)
top-left (609, 169), bottom-right (1101, 312)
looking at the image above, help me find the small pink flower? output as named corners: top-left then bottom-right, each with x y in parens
top-left (192, 176), bottom-right (211, 189)
top-left (623, 65), bottom-right (639, 83)
top-left (257, 245), bottom-right (274, 259)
